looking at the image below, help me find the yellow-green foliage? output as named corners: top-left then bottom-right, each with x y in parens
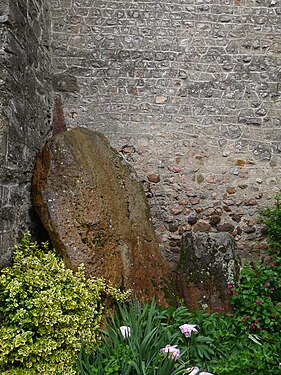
top-left (0, 233), bottom-right (130, 374)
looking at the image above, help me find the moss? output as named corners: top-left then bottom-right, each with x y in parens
top-left (161, 276), bottom-right (183, 307)
top-left (176, 233), bottom-right (240, 308)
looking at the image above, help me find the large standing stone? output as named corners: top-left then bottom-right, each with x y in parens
top-left (175, 232), bottom-right (240, 311)
top-left (32, 127), bottom-right (170, 304)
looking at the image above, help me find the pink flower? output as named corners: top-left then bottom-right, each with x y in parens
top-left (179, 324), bottom-right (198, 338)
top-left (159, 345), bottom-right (180, 360)
top-left (270, 288), bottom-right (275, 291)
top-left (269, 262), bottom-right (275, 267)
top-left (255, 300), bottom-right (262, 305)
top-left (119, 325), bottom-right (131, 338)
top-left (265, 283), bottom-right (269, 287)
top-left (227, 284), bottom-right (233, 289)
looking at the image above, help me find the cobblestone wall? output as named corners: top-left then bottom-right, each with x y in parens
top-left (0, 0), bottom-right (53, 268)
top-left (51, 0), bottom-right (280, 267)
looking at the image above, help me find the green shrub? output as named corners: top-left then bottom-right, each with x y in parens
top-left (0, 233), bottom-right (130, 374)
top-left (259, 190), bottom-right (281, 256)
top-left (228, 258), bottom-right (281, 333)
top-left (212, 334), bottom-right (281, 375)
top-left (228, 193), bottom-right (281, 333)
top-left (218, 192), bottom-right (281, 373)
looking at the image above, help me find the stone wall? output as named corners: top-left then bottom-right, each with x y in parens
top-left (0, 0), bottom-right (53, 268)
top-left (1, 0), bottom-right (280, 271)
top-left (50, 0), bottom-right (281, 268)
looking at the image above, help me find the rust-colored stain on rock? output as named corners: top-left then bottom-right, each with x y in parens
top-left (52, 95), bottom-right (67, 136)
top-left (32, 128), bottom-right (170, 305)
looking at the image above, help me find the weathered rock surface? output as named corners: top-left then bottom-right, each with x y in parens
top-left (32, 127), bottom-right (170, 304)
top-left (175, 232), bottom-right (240, 311)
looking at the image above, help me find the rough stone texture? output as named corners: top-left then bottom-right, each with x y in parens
top-left (176, 232), bottom-right (240, 311)
top-left (50, 0), bottom-right (281, 267)
top-left (32, 127), bottom-right (170, 304)
top-left (0, 0), bottom-right (53, 269)
top-left (1, 0), bottom-right (281, 277)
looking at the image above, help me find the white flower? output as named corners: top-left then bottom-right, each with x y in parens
top-left (179, 324), bottom-right (198, 338)
top-left (185, 368), bottom-right (213, 375)
top-left (159, 344), bottom-right (180, 360)
top-left (119, 325), bottom-right (131, 338)
top-left (185, 367), bottom-right (199, 375)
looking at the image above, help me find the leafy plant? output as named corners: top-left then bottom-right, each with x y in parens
top-left (76, 298), bottom-right (281, 375)
top-left (160, 307), bottom-right (219, 371)
top-left (228, 193), bottom-right (281, 334)
top-left (228, 259), bottom-right (281, 333)
top-left (0, 233), bottom-right (130, 374)
top-left (259, 190), bottom-right (281, 256)
top-left (216, 193), bottom-right (281, 373)
top-left (212, 334), bottom-right (281, 374)
top-left (76, 300), bottom-right (188, 375)
top-left (76, 301), bottom-right (231, 375)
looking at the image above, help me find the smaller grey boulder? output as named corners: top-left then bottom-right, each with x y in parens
top-left (175, 232), bottom-right (240, 311)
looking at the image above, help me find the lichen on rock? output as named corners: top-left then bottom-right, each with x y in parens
top-left (175, 232), bottom-right (241, 311)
